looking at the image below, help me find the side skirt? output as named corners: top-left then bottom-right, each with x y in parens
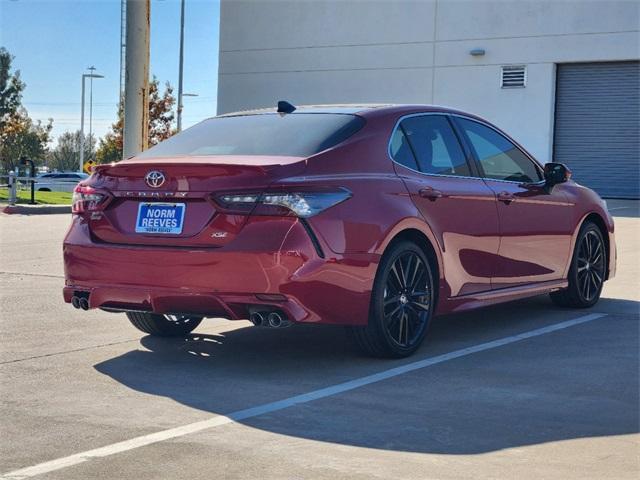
top-left (438, 280), bottom-right (569, 315)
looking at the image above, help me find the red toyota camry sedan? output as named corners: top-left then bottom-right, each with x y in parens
top-left (63, 103), bottom-right (615, 357)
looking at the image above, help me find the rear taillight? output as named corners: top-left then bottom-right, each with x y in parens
top-left (214, 189), bottom-right (352, 218)
top-left (72, 185), bottom-right (107, 214)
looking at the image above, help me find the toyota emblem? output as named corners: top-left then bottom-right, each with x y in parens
top-left (145, 170), bottom-right (165, 188)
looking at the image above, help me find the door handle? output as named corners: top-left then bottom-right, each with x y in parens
top-left (419, 187), bottom-right (444, 201)
top-left (497, 191), bottom-right (515, 204)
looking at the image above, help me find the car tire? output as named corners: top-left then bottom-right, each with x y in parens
top-left (348, 241), bottom-right (435, 358)
top-left (126, 312), bottom-right (203, 337)
top-left (550, 221), bottom-right (606, 308)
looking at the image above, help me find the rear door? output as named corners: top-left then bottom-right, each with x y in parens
top-left (390, 114), bottom-right (500, 296)
top-left (453, 116), bottom-right (573, 289)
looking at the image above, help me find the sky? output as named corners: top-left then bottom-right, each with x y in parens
top-left (1, 0), bottom-right (220, 144)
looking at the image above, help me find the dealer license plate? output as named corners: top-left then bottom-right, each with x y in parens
top-left (135, 203), bottom-right (186, 234)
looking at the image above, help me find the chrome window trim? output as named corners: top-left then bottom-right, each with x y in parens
top-left (449, 113), bottom-right (545, 184)
top-left (387, 111), bottom-right (546, 186)
top-left (387, 112), bottom-right (483, 181)
top-left (478, 176), bottom-right (547, 187)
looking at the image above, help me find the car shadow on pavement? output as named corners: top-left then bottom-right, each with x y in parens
top-left (94, 296), bottom-right (639, 455)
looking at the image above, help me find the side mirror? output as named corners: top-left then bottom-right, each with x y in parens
top-left (544, 162), bottom-right (571, 187)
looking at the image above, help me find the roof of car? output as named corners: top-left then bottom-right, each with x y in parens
top-left (216, 104), bottom-right (389, 116)
top-left (216, 104), bottom-right (473, 118)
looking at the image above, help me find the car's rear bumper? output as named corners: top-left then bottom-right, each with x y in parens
top-left (63, 216), bottom-right (378, 326)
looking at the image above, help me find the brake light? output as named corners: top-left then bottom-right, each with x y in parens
top-left (72, 185), bottom-right (107, 214)
top-left (215, 189), bottom-right (352, 218)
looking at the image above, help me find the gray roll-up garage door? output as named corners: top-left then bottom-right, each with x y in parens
top-left (554, 61), bottom-right (639, 199)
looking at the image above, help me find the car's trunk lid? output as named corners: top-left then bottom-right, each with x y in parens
top-left (85, 155), bottom-right (305, 247)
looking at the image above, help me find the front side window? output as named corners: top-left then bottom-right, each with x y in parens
top-left (457, 118), bottom-right (542, 183)
top-left (398, 115), bottom-right (470, 177)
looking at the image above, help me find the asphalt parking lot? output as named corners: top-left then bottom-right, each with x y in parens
top-left (1, 199), bottom-right (638, 480)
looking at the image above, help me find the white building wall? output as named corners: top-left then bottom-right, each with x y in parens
top-left (218, 0), bottom-right (640, 161)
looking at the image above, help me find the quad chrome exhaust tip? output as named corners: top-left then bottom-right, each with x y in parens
top-left (71, 296), bottom-right (81, 309)
top-left (71, 294), bottom-right (90, 311)
top-left (267, 311), bottom-right (286, 328)
top-left (250, 310), bottom-right (291, 328)
top-left (249, 311), bottom-right (265, 327)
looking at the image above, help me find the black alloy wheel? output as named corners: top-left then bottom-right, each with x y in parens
top-left (551, 221), bottom-right (606, 308)
top-left (576, 229), bottom-right (606, 302)
top-left (383, 251), bottom-right (432, 348)
top-left (349, 241), bottom-right (435, 358)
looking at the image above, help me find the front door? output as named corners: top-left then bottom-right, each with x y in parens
top-left (389, 114), bottom-right (500, 297)
top-left (454, 117), bottom-right (573, 289)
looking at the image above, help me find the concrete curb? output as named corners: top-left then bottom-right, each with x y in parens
top-left (2, 204), bottom-right (71, 215)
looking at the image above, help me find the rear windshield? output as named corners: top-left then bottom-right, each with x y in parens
top-left (137, 113), bottom-right (365, 158)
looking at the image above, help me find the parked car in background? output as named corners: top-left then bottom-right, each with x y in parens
top-left (63, 103), bottom-right (616, 358)
top-left (37, 172), bottom-right (89, 192)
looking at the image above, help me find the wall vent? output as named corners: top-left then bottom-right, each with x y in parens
top-left (501, 65), bottom-right (527, 88)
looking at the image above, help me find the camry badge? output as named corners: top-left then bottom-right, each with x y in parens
top-left (145, 170), bottom-right (165, 188)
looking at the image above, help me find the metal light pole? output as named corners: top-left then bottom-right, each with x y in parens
top-left (179, 93), bottom-right (198, 130)
top-left (177, 0), bottom-right (186, 132)
top-left (88, 66), bottom-right (97, 152)
top-left (123, 0), bottom-right (150, 159)
top-left (79, 69), bottom-right (104, 173)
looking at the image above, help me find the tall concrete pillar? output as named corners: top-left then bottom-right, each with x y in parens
top-left (123, 0), bottom-right (150, 159)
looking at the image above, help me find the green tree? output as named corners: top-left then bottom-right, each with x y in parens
top-left (48, 131), bottom-right (95, 172)
top-left (96, 101), bottom-right (123, 164)
top-left (1, 108), bottom-right (52, 173)
top-left (96, 77), bottom-right (176, 163)
top-left (0, 47), bottom-right (25, 132)
top-left (147, 77), bottom-right (176, 144)
top-left (0, 48), bottom-right (52, 173)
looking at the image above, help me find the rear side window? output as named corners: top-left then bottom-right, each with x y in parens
top-left (396, 115), bottom-right (470, 177)
top-left (457, 118), bottom-right (542, 183)
top-left (137, 113), bottom-right (365, 158)
top-left (389, 127), bottom-right (419, 170)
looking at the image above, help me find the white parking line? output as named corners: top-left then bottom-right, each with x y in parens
top-left (2, 312), bottom-right (607, 479)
